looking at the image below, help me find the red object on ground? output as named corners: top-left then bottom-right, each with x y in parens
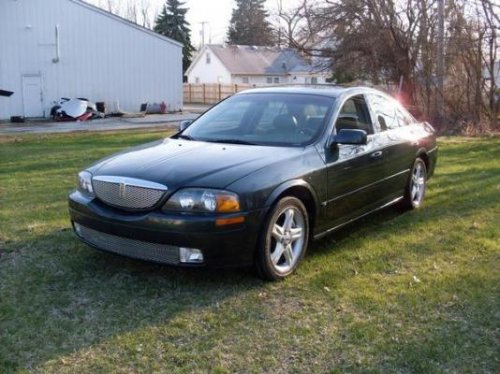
top-left (76, 111), bottom-right (93, 122)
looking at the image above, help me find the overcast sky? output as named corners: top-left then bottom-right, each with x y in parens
top-left (185, 0), bottom-right (234, 47)
top-left (89, 0), bottom-right (302, 48)
top-left (166, 0), bottom-right (302, 47)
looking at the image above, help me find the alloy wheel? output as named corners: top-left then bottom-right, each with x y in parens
top-left (269, 205), bottom-right (306, 274)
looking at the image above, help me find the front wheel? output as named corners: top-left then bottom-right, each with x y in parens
top-left (403, 157), bottom-right (427, 209)
top-left (255, 196), bottom-right (309, 281)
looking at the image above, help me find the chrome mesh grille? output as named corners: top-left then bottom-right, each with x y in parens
top-left (92, 176), bottom-right (167, 210)
top-left (75, 223), bottom-right (180, 264)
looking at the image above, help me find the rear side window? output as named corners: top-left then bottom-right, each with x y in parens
top-left (368, 94), bottom-right (399, 131)
top-left (395, 106), bottom-right (415, 127)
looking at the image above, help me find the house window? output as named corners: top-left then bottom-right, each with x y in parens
top-left (311, 77), bottom-right (318, 84)
top-left (195, 77), bottom-right (200, 84)
top-left (206, 52), bottom-right (211, 64)
top-left (273, 77), bottom-right (280, 84)
top-left (241, 77), bottom-right (249, 84)
top-left (266, 77), bottom-right (273, 84)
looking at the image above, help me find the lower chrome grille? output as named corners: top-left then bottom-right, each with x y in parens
top-left (74, 223), bottom-right (180, 264)
top-left (92, 176), bottom-right (168, 210)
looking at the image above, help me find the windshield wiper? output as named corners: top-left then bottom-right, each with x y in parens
top-left (205, 138), bottom-right (257, 145)
top-left (178, 134), bottom-right (195, 141)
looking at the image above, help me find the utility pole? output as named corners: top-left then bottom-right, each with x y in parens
top-left (437, 0), bottom-right (445, 122)
top-left (200, 21), bottom-right (208, 46)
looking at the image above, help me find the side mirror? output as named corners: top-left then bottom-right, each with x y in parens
top-left (179, 119), bottom-right (193, 131)
top-left (330, 129), bottom-right (367, 146)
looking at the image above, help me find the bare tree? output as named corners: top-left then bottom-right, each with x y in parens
top-left (281, 0), bottom-right (498, 132)
top-left (126, 2), bottom-right (138, 25)
top-left (104, 0), bottom-right (118, 14)
top-left (90, 0), bottom-right (155, 29)
top-left (140, 0), bottom-right (153, 29)
top-left (275, 0), bottom-right (308, 48)
top-left (480, 0), bottom-right (499, 129)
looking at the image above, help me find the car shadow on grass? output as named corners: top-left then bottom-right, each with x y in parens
top-left (308, 202), bottom-right (408, 254)
top-left (0, 229), bottom-right (263, 371)
top-left (0, 204), bottom-right (409, 371)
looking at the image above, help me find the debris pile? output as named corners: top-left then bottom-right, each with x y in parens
top-left (50, 98), bottom-right (105, 122)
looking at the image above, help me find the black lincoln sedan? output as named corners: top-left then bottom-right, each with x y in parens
top-left (69, 86), bottom-right (437, 280)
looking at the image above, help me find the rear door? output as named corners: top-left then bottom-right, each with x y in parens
top-left (366, 94), bottom-right (416, 198)
top-left (323, 95), bottom-right (388, 228)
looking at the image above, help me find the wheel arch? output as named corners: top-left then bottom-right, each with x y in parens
top-left (264, 180), bottom-right (319, 234)
top-left (415, 148), bottom-right (430, 175)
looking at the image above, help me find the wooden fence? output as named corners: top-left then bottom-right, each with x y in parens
top-left (183, 82), bottom-right (400, 105)
top-left (183, 83), bottom-right (253, 104)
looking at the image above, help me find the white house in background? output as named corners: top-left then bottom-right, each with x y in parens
top-left (0, 0), bottom-right (183, 119)
top-left (186, 44), bottom-right (328, 86)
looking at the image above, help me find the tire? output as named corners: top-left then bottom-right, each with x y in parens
top-left (255, 196), bottom-right (309, 281)
top-left (403, 157), bottom-right (427, 209)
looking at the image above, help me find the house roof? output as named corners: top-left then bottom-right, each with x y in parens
top-left (191, 44), bottom-right (320, 76)
top-left (71, 0), bottom-right (183, 48)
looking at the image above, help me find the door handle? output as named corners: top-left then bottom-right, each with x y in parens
top-left (370, 150), bottom-right (383, 158)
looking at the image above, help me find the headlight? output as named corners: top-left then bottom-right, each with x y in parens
top-left (163, 188), bottom-right (240, 213)
top-left (77, 171), bottom-right (94, 196)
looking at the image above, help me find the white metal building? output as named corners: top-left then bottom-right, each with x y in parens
top-left (0, 0), bottom-right (183, 119)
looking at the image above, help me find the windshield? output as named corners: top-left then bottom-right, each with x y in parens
top-left (179, 93), bottom-right (335, 146)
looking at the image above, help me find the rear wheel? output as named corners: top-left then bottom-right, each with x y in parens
top-left (256, 197), bottom-right (309, 281)
top-left (403, 157), bottom-right (427, 209)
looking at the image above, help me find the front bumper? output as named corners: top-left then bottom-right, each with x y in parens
top-left (68, 190), bottom-right (265, 267)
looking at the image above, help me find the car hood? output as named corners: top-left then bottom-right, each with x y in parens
top-left (89, 138), bottom-right (304, 191)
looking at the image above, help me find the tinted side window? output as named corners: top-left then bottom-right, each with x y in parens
top-left (368, 95), bottom-right (399, 131)
top-left (335, 95), bottom-right (374, 134)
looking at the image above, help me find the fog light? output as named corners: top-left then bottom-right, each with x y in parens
top-left (179, 247), bottom-right (204, 263)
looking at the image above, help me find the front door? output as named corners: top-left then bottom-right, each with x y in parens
top-left (323, 95), bottom-right (387, 229)
top-left (22, 75), bottom-right (43, 117)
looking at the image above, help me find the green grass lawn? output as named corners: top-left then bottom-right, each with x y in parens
top-left (0, 132), bottom-right (498, 373)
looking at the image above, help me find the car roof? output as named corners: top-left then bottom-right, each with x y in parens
top-left (235, 85), bottom-right (389, 99)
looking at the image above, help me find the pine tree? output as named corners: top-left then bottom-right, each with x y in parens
top-left (227, 0), bottom-right (274, 46)
top-left (154, 0), bottom-right (195, 73)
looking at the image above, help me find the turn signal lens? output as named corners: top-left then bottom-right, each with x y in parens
top-left (216, 216), bottom-right (245, 226)
top-left (216, 193), bottom-right (240, 212)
